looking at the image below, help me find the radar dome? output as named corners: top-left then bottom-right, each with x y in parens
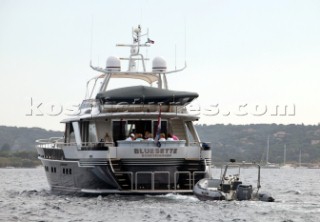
top-left (106, 56), bottom-right (121, 72)
top-left (152, 56), bottom-right (167, 73)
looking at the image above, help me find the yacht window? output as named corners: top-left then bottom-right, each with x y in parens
top-left (126, 121), bottom-right (136, 136)
top-left (185, 121), bottom-right (200, 144)
top-left (88, 122), bottom-right (98, 143)
top-left (112, 120), bottom-right (153, 143)
top-left (80, 121), bottom-right (98, 143)
top-left (80, 121), bottom-right (89, 142)
top-left (65, 123), bottom-right (75, 143)
top-left (112, 120), bottom-right (126, 144)
top-left (127, 120), bottom-right (152, 137)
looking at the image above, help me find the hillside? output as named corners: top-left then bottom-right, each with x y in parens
top-left (195, 124), bottom-right (320, 164)
top-left (0, 126), bottom-right (63, 151)
top-left (0, 124), bottom-right (320, 166)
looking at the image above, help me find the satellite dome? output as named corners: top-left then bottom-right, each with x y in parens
top-left (152, 56), bottom-right (167, 73)
top-left (106, 56), bottom-right (121, 72)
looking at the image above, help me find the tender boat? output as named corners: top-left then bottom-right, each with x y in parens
top-left (193, 160), bottom-right (275, 202)
top-left (36, 26), bottom-right (212, 194)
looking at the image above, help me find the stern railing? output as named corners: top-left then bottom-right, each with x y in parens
top-left (114, 170), bottom-right (206, 191)
top-left (36, 138), bottom-right (113, 150)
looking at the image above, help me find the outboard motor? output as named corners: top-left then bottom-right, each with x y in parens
top-left (236, 184), bottom-right (253, 201)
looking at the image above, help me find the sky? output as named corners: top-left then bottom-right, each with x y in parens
top-left (0, 0), bottom-right (320, 131)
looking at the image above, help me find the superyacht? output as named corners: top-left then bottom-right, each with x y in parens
top-left (36, 26), bottom-right (211, 194)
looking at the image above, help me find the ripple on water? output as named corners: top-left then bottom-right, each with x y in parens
top-left (1, 168), bottom-right (320, 222)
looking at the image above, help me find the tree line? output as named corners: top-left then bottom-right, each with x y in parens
top-left (0, 124), bottom-right (320, 167)
top-left (196, 124), bottom-right (320, 164)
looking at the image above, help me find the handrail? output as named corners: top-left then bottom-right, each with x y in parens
top-left (117, 140), bottom-right (186, 148)
top-left (36, 139), bottom-right (114, 149)
top-left (174, 171), bottom-right (191, 190)
top-left (134, 171), bottom-right (172, 190)
top-left (193, 171), bottom-right (207, 186)
top-left (36, 137), bottom-right (64, 144)
top-left (100, 104), bottom-right (188, 113)
top-left (135, 171), bottom-right (153, 190)
top-left (115, 171), bottom-right (133, 190)
top-left (219, 161), bottom-right (262, 191)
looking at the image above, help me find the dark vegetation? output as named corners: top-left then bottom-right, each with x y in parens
top-left (196, 124), bottom-right (320, 164)
top-left (0, 150), bottom-right (40, 168)
top-left (0, 126), bottom-right (62, 168)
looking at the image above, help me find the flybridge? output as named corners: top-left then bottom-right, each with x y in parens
top-left (96, 85), bottom-right (198, 105)
top-left (86, 25), bottom-right (187, 100)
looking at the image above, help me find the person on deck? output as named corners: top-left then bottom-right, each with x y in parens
top-left (104, 133), bottom-right (111, 142)
top-left (144, 131), bottom-right (154, 141)
top-left (135, 133), bottom-right (144, 141)
top-left (159, 133), bottom-right (166, 141)
top-left (168, 133), bottom-right (179, 141)
top-left (167, 133), bottom-right (174, 141)
top-left (125, 133), bottom-right (135, 141)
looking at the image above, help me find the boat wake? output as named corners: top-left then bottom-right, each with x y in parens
top-left (149, 193), bottom-right (199, 202)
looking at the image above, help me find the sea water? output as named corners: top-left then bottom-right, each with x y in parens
top-left (0, 167), bottom-right (319, 222)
